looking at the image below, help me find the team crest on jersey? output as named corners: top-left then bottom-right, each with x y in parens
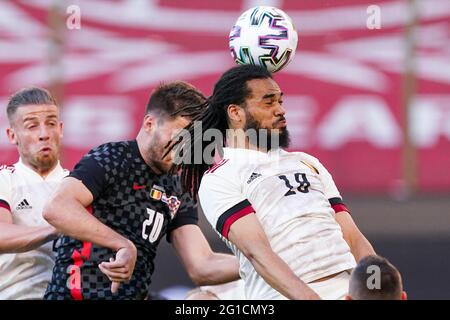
top-left (161, 193), bottom-right (181, 218)
top-left (149, 184), bottom-right (165, 200)
top-left (149, 184), bottom-right (180, 218)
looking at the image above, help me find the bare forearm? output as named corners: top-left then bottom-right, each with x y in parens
top-left (194, 253), bottom-right (240, 285)
top-left (248, 249), bottom-right (318, 300)
top-left (349, 234), bottom-right (376, 262)
top-left (0, 223), bottom-right (57, 253)
top-left (44, 197), bottom-right (130, 251)
top-left (335, 212), bottom-right (376, 262)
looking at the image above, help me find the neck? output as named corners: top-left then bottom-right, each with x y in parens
top-left (226, 128), bottom-right (266, 152)
top-left (136, 131), bottom-right (163, 175)
top-left (21, 159), bottom-right (57, 178)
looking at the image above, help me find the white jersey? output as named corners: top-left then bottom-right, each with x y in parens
top-left (199, 147), bottom-right (356, 300)
top-left (0, 159), bottom-right (69, 300)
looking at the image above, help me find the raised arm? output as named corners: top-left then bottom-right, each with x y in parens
top-left (305, 155), bottom-right (376, 262)
top-left (44, 177), bottom-right (130, 249)
top-left (335, 211), bottom-right (375, 262)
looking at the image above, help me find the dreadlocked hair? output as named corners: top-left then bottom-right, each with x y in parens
top-left (166, 65), bottom-right (273, 200)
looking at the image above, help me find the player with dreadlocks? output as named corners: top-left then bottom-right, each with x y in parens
top-left (169, 64), bottom-right (375, 300)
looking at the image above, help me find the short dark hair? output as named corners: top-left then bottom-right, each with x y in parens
top-left (168, 65), bottom-right (273, 198)
top-left (349, 255), bottom-right (403, 300)
top-left (145, 81), bottom-right (206, 121)
top-left (6, 87), bottom-right (58, 121)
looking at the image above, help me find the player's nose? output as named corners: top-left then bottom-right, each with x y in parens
top-left (38, 124), bottom-right (50, 141)
top-left (274, 104), bottom-right (286, 117)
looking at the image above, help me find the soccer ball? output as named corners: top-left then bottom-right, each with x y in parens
top-left (229, 6), bottom-right (298, 73)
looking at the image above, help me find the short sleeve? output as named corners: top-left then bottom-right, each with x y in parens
top-left (302, 154), bottom-right (350, 214)
top-left (166, 192), bottom-right (199, 242)
top-left (69, 153), bottom-right (111, 201)
top-left (198, 172), bottom-right (255, 239)
top-left (0, 168), bottom-right (12, 211)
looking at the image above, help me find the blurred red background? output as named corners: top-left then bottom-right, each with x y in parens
top-left (1, 0), bottom-right (449, 194)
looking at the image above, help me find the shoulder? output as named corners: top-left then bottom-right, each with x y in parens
top-left (201, 157), bottom-right (243, 185)
top-left (204, 148), bottom-right (254, 177)
top-left (0, 164), bottom-right (16, 195)
top-left (61, 168), bottom-right (71, 177)
top-left (87, 141), bottom-right (131, 159)
top-left (0, 164), bottom-right (16, 175)
top-left (287, 151), bottom-right (324, 173)
top-left (289, 151), bottom-right (320, 164)
top-left (199, 158), bottom-right (246, 200)
top-left (83, 141), bottom-right (134, 169)
top-left (159, 174), bottom-right (184, 197)
top-left (205, 158), bottom-right (234, 175)
top-left (0, 163), bottom-right (17, 181)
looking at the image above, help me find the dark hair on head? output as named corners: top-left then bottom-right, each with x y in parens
top-left (7, 87), bottom-right (58, 120)
top-left (166, 65), bottom-right (272, 199)
top-left (349, 255), bottom-right (403, 300)
top-left (146, 81), bottom-right (207, 121)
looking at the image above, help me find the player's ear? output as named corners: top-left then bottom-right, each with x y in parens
top-left (227, 104), bottom-right (244, 127)
top-left (401, 291), bottom-right (407, 300)
top-left (345, 295), bottom-right (352, 300)
top-left (6, 127), bottom-right (18, 145)
top-left (59, 121), bottom-right (64, 138)
top-left (143, 114), bottom-right (156, 132)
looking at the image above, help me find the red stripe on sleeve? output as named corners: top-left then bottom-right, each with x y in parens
top-left (221, 205), bottom-right (254, 239)
top-left (0, 200), bottom-right (10, 211)
top-left (332, 204), bottom-right (350, 214)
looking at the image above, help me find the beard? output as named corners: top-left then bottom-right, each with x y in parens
top-left (30, 151), bottom-right (58, 172)
top-left (148, 141), bottom-right (172, 174)
top-left (243, 111), bottom-right (290, 151)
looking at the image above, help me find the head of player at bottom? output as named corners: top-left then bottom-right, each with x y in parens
top-left (6, 87), bottom-right (63, 177)
top-left (346, 255), bottom-right (407, 300)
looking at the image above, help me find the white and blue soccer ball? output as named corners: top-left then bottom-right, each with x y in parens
top-left (229, 6), bottom-right (298, 73)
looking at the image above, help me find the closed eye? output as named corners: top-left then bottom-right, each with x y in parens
top-left (25, 123), bottom-right (38, 129)
top-left (266, 99), bottom-right (283, 106)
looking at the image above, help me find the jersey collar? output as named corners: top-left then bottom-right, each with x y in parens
top-left (16, 158), bottom-right (65, 181)
top-left (223, 147), bottom-right (287, 159)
